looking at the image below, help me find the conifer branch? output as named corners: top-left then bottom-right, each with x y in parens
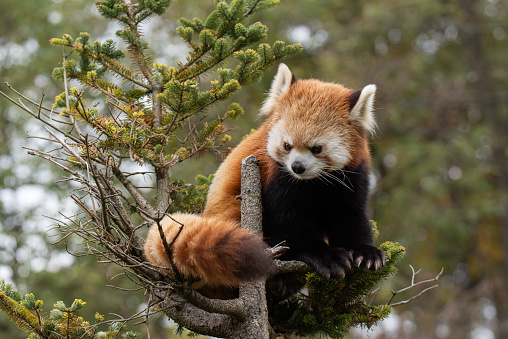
top-left (175, 0), bottom-right (269, 79)
top-left (152, 83), bottom-right (163, 128)
top-left (176, 47), bottom-right (238, 83)
top-left (0, 290), bottom-right (40, 334)
top-left (62, 47), bottom-right (85, 138)
top-left (97, 55), bottom-right (150, 89)
top-left (243, 0), bottom-right (264, 18)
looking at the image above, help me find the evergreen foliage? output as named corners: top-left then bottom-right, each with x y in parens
top-left (167, 174), bottom-right (214, 214)
top-left (49, 0), bottom-right (301, 169)
top-left (0, 280), bottom-right (140, 339)
top-left (272, 241), bottom-right (405, 338)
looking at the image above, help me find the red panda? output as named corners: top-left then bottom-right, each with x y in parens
top-left (144, 63), bottom-right (385, 295)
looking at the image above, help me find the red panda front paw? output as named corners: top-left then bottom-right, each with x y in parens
top-left (299, 247), bottom-right (352, 279)
top-left (267, 273), bottom-right (306, 302)
top-left (351, 245), bottom-right (386, 271)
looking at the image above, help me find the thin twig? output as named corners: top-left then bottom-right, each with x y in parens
top-left (387, 266), bottom-right (444, 306)
top-left (155, 214), bottom-right (184, 282)
top-left (390, 285), bottom-right (440, 307)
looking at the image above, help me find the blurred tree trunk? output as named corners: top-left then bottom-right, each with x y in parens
top-left (459, 0), bottom-right (508, 337)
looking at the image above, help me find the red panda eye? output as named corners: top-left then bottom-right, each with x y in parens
top-left (311, 146), bottom-right (322, 154)
top-left (284, 142), bottom-right (292, 151)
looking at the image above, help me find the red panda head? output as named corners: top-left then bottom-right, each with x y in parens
top-left (261, 63), bottom-right (377, 180)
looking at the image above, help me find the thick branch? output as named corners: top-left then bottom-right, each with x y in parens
top-left (146, 155), bottom-right (274, 338)
top-left (273, 259), bottom-right (312, 275)
top-left (239, 155), bottom-right (263, 234)
top-left (156, 289), bottom-right (237, 338)
top-left (183, 288), bottom-right (245, 318)
top-left (155, 166), bottom-right (171, 214)
top-left (237, 154), bottom-right (272, 339)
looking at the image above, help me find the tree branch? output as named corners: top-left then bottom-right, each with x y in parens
top-left (273, 259), bottom-right (312, 275)
top-left (237, 155), bottom-right (272, 339)
top-left (157, 289), bottom-right (236, 339)
top-left (155, 166), bottom-right (171, 214)
top-left (183, 288), bottom-right (245, 319)
top-left (111, 165), bottom-right (157, 218)
top-left (0, 86), bottom-right (82, 144)
top-left (388, 265), bottom-right (444, 306)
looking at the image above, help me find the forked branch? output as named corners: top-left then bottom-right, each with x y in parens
top-left (388, 265), bottom-right (444, 307)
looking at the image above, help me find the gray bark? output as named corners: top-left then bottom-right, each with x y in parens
top-left (155, 166), bottom-right (171, 214)
top-left (237, 155), bottom-right (271, 338)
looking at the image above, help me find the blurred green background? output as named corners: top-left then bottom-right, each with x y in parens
top-left (1, 0), bottom-right (507, 338)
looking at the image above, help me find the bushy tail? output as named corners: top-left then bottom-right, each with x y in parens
top-left (144, 213), bottom-right (273, 287)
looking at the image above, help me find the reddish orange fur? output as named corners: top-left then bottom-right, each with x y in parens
top-left (144, 128), bottom-right (277, 291)
top-left (268, 79), bottom-right (371, 168)
top-left (203, 122), bottom-right (279, 220)
top-left (145, 212), bottom-right (270, 287)
top-left (144, 73), bottom-right (374, 291)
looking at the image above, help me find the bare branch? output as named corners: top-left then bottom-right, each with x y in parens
top-left (154, 215), bottom-right (184, 282)
top-left (111, 166), bottom-right (157, 218)
top-left (183, 287), bottom-right (245, 319)
top-left (269, 241), bottom-right (289, 258)
top-left (388, 266), bottom-right (444, 306)
top-left (155, 166), bottom-right (171, 213)
top-left (273, 260), bottom-right (312, 275)
top-left (156, 289), bottom-right (236, 339)
top-left (1, 84), bottom-right (83, 143)
top-left (390, 285), bottom-right (440, 307)
top-left (238, 155), bottom-right (271, 338)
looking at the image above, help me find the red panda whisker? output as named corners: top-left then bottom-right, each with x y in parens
top-left (340, 169), bottom-right (360, 175)
top-left (316, 171), bottom-right (335, 186)
top-left (338, 170), bottom-right (355, 189)
top-left (320, 171), bottom-right (355, 192)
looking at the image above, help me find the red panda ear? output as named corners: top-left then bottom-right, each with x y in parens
top-left (349, 84), bottom-right (377, 134)
top-left (260, 63), bottom-right (295, 116)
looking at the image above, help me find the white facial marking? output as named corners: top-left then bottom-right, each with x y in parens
top-left (267, 122), bottom-right (352, 180)
top-left (267, 121), bottom-right (291, 159)
top-left (325, 137), bottom-right (351, 170)
top-left (287, 150), bottom-right (321, 179)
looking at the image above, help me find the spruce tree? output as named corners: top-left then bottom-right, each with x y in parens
top-left (0, 1), bottom-right (420, 338)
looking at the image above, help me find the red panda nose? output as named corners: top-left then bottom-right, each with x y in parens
top-left (291, 161), bottom-right (305, 174)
